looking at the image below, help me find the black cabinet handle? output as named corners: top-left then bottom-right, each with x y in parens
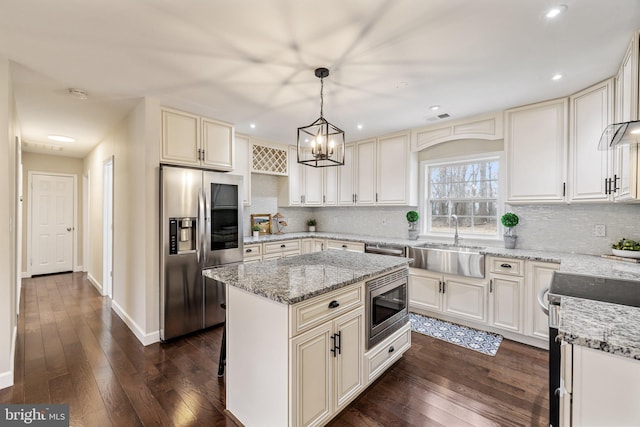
top-left (388, 346), bottom-right (395, 354)
top-left (331, 334), bottom-right (337, 357)
top-left (342, 244), bottom-right (347, 248)
top-left (280, 244), bottom-right (286, 248)
top-left (500, 263), bottom-right (512, 268)
top-left (490, 279), bottom-right (493, 293)
top-left (246, 249), bottom-right (252, 253)
top-left (438, 281), bottom-right (443, 293)
top-left (442, 281), bottom-right (446, 293)
top-left (328, 300), bottom-right (340, 309)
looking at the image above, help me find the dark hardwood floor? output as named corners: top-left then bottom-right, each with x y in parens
top-left (0, 273), bottom-right (548, 426)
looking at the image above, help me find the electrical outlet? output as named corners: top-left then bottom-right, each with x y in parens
top-left (594, 224), bottom-right (606, 237)
top-left (381, 218), bottom-right (387, 225)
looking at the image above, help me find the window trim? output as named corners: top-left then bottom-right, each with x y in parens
top-left (419, 151), bottom-right (505, 242)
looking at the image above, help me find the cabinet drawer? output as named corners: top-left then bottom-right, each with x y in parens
top-left (264, 239), bottom-right (300, 254)
top-left (326, 239), bottom-right (365, 253)
top-left (243, 244), bottom-right (262, 257)
top-left (290, 283), bottom-right (364, 337)
top-left (489, 257), bottom-right (524, 276)
top-left (365, 323), bottom-right (411, 383)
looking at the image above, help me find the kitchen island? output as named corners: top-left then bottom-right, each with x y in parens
top-left (205, 251), bottom-right (412, 427)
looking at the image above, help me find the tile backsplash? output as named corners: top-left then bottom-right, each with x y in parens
top-left (245, 173), bottom-right (640, 255)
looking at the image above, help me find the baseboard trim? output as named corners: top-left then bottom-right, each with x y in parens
top-left (74, 265), bottom-right (83, 272)
top-left (0, 326), bottom-right (17, 390)
top-left (111, 300), bottom-right (159, 346)
top-left (21, 272), bottom-right (31, 279)
top-left (87, 273), bottom-right (102, 294)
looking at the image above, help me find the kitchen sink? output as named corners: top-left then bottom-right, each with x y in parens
top-left (407, 243), bottom-right (485, 278)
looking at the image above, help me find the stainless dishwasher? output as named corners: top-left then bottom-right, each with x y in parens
top-left (364, 243), bottom-right (406, 257)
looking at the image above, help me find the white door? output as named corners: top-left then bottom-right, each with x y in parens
top-left (31, 174), bottom-right (74, 275)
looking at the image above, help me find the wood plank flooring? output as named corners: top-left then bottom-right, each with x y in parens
top-left (0, 273), bottom-right (548, 426)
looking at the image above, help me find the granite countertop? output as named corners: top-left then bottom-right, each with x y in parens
top-left (204, 250), bottom-right (411, 305)
top-left (244, 232), bottom-right (640, 281)
top-left (558, 296), bottom-right (640, 360)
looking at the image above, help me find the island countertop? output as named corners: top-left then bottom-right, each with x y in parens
top-left (204, 251), bottom-right (411, 305)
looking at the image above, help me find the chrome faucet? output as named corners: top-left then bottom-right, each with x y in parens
top-left (451, 214), bottom-right (460, 245)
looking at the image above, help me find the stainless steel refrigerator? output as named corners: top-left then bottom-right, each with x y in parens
top-left (160, 164), bottom-right (243, 341)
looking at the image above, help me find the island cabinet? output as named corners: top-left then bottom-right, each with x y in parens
top-left (227, 281), bottom-right (367, 427)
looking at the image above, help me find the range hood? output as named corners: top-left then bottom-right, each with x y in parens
top-left (598, 120), bottom-right (640, 150)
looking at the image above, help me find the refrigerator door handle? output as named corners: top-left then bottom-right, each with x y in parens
top-left (195, 188), bottom-right (202, 266)
top-left (198, 187), bottom-right (206, 268)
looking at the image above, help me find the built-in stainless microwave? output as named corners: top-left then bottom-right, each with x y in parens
top-left (366, 268), bottom-right (409, 349)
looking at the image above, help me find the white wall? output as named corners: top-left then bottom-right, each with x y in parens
top-left (0, 57), bottom-right (19, 390)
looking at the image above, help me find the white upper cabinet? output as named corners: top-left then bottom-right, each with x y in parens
top-left (302, 156), bottom-right (324, 206)
top-left (201, 117), bottom-right (234, 171)
top-left (355, 139), bottom-right (377, 205)
top-left (161, 107), bottom-right (234, 170)
top-left (233, 134), bottom-right (252, 206)
top-left (569, 79), bottom-right (614, 202)
top-left (505, 98), bottom-right (568, 203)
top-left (377, 133), bottom-right (416, 205)
top-left (412, 112), bottom-right (503, 151)
top-left (338, 144), bottom-right (356, 206)
top-left (612, 32), bottom-right (639, 201)
top-left (324, 166), bottom-right (338, 206)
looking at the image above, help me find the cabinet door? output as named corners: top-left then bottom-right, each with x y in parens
top-left (489, 274), bottom-right (523, 333)
top-left (613, 36), bottom-right (639, 201)
top-left (569, 80), bottom-right (613, 202)
top-left (285, 146), bottom-right (303, 206)
top-left (290, 322), bottom-right (333, 427)
top-left (377, 133), bottom-right (410, 205)
top-left (333, 308), bottom-right (365, 412)
top-left (201, 117), bottom-right (234, 171)
top-left (572, 345), bottom-right (640, 426)
top-left (506, 98), bottom-right (568, 202)
top-left (301, 149), bottom-right (323, 206)
top-left (409, 269), bottom-right (442, 312)
top-left (301, 239), bottom-right (324, 254)
top-left (442, 275), bottom-right (487, 322)
top-left (161, 108), bottom-right (200, 166)
top-left (526, 261), bottom-right (559, 341)
top-left (324, 166), bottom-right (338, 206)
top-left (338, 144), bottom-right (356, 205)
top-left (234, 134), bottom-right (251, 206)
top-left (355, 139), bottom-right (376, 205)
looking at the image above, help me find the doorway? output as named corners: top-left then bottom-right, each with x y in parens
top-left (28, 172), bottom-right (76, 276)
top-left (103, 158), bottom-right (113, 298)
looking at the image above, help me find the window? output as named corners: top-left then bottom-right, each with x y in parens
top-left (425, 156), bottom-right (500, 236)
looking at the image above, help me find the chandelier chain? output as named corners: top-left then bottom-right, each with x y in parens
top-left (319, 77), bottom-right (324, 118)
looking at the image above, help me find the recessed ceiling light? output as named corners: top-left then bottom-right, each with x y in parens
top-left (250, 123), bottom-right (256, 129)
top-left (552, 73), bottom-right (563, 81)
top-left (357, 124), bottom-right (363, 130)
top-left (546, 4), bottom-right (568, 19)
top-left (429, 105), bottom-right (440, 111)
top-left (48, 135), bottom-right (75, 143)
top-left (68, 88), bottom-right (88, 100)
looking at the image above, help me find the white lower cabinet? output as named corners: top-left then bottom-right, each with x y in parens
top-left (409, 268), bottom-right (487, 323)
top-left (488, 274), bottom-right (524, 333)
top-left (526, 260), bottom-right (559, 341)
top-left (326, 239), bottom-right (365, 253)
top-left (564, 344), bottom-right (640, 426)
top-left (290, 307), bottom-right (365, 427)
top-left (301, 238), bottom-right (325, 254)
top-left (364, 322), bottom-right (411, 383)
top-left (243, 243), bottom-right (262, 263)
top-left (263, 239), bottom-right (301, 260)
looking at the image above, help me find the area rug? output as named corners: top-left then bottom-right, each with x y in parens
top-left (409, 313), bottom-right (503, 356)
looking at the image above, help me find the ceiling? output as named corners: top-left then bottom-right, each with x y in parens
top-left (2, 0), bottom-right (640, 158)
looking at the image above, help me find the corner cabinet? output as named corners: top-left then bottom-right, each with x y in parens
top-left (505, 98), bottom-right (568, 203)
top-left (161, 107), bottom-right (235, 171)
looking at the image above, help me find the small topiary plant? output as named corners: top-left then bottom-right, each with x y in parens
top-left (501, 212), bottom-right (519, 236)
top-left (406, 211), bottom-right (419, 223)
top-left (306, 218), bottom-right (317, 226)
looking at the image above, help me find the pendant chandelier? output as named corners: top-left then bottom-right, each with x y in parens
top-left (297, 67), bottom-right (345, 167)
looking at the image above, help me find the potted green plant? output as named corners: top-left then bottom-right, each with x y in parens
top-left (251, 224), bottom-right (261, 238)
top-left (406, 210), bottom-right (419, 240)
top-left (501, 212), bottom-right (519, 249)
top-left (306, 218), bottom-right (317, 232)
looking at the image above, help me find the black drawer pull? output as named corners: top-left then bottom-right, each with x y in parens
top-left (342, 244), bottom-right (347, 248)
top-left (280, 244), bottom-right (286, 248)
top-left (500, 263), bottom-right (512, 268)
top-left (328, 300), bottom-right (340, 309)
top-left (388, 346), bottom-right (395, 354)
top-left (246, 249), bottom-right (252, 253)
